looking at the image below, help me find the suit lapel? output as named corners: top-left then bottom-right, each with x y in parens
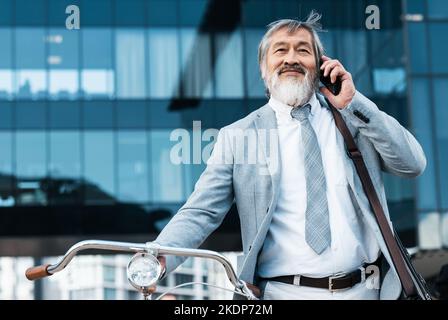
top-left (254, 104), bottom-right (281, 199)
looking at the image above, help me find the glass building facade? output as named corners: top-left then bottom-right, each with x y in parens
top-left (0, 0), bottom-right (446, 256)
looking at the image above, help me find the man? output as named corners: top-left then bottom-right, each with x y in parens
top-left (152, 11), bottom-right (426, 300)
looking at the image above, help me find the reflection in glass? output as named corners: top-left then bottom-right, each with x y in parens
top-left (0, 70), bottom-right (13, 100)
top-left (148, 28), bottom-right (180, 98)
top-left (434, 78), bottom-right (448, 208)
top-left (16, 131), bottom-right (47, 206)
top-left (118, 131), bottom-right (149, 203)
top-left (49, 131), bottom-right (81, 179)
top-left (407, 23), bottom-right (428, 73)
top-left (180, 28), bottom-right (213, 98)
top-left (0, 28), bottom-right (13, 100)
top-left (150, 130), bottom-right (184, 202)
top-left (16, 28), bottom-right (46, 99)
top-left (429, 23), bottom-right (448, 74)
top-left (48, 29), bottom-right (79, 99)
top-left (411, 79), bottom-right (437, 210)
top-left (428, 0), bottom-right (448, 18)
top-left (17, 70), bottom-right (46, 99)
top-left (244, 29), bottom-right (265, 98)
top-left (84, 131), bottom-right (115, 204)
top-left (116, 29), bottom-right (146, 98)
top-left (81, 70), bottom-right (114, 99)
top-left (214, 31), bottom-right (244, 98)
top-left (49, 70), bottom-right (79, 100)
top-left (0, 132), bottom-right (13, 207)
top-left (49, 131), bottom-right (81, 205)
top-left (373, 68), bottom-right (406, 94)
top-left (82, 29), bottom-right (114, 99)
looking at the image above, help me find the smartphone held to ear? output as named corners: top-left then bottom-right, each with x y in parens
top-left (319, 59), bottom-right (342, 96)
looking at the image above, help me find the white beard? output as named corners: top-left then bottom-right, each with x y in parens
top-left (267, 69), bottom-right (316, 107)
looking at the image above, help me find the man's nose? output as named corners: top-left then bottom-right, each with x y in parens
top-left (284, 49), bottom-right (300, 65)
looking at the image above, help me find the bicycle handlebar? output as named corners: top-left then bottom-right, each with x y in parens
top-left (25, 264), bottom-right (51, 280)
top-left (24, 240), bottom-right (259, 300)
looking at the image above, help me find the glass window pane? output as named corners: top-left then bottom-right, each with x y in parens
top-left (429, 23), bottom-right (448, 74)
top-left (16, 101), bottom-right (46, 129)
top-left (15, 0), bottom-right (46, 25)
top-left (428, 0), bottom-right (448, 18)
top-left (0, 132), bottom-right (13, 207)
top-left (406, 0), bottom-right (426, 14)
top-left (0, 102), bottom-right (12, 129)
top-left (180, 29), bottom-right (213, 98)
top-left (148, 28), bottom-right (180, 98)
top-left (411, 78), bottom-right (437, 210)
top-left (16, 28), bottom-right (47, 99)
top-left (150, 130), bottom-right (184, 202)
top-left (49, 131), bottom-right (81, 179)
top-left (434, 78), bottom-right (448, 208)
top-left (0, 0), bottom-right (12, 26)
top-left (407, 23), bottom-right (428, 73)
top-left (179, 0), bottom-right (209, 26)
top-left (49, 131), bottom-right (81, 205)
top-left (115, 0), bottom-right (146, 26)
top-left (49, 101), bottom-right (80, 129)
top-left (48, 29), bottom-right (79, 100)
top-left (0, 28), bottom-right (12, 99)
top-left (242, 0), bottom-right (272, 27)
top-left (148, 101), bottom-right (183, 129)
top-left (16, 131), bottom-right (47, 206)
top-left (148, 0), bottom-right (177, 26)
top-left (84, 131), bottom-right (115, 204)
top-left (244, 29), bottom-right (265, 98)
top-left (215, 30), bottom-right (244, 98)
top-left (118, 131), bottom-right (149, 203)
top-left (83, 101), bottom-right (113, 129)
top-left (117, 101), bottom-right (146, 128)
top-left (48, 0), bottom-right (81, 26)
top-left (82, 28), bottom-right (114, 99)
top-left (115, 29), bottom-right (146, 98)
top-left (81, 0), bottom-right (113, 26)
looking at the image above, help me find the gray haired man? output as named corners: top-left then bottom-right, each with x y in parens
top-left (152, 11), bottom-right (426, 300)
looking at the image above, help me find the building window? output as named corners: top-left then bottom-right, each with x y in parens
top-left (115, 29), bottom-right (146, 98)
top-left (148, 28), bottom-right (180, 98)
top-left (104, 288), bottom-right (116, 300)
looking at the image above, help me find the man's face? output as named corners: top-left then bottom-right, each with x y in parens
top-left (264, 27), bottom-right (317, 81)
top-left (263, 27), bottom-right (319, 107)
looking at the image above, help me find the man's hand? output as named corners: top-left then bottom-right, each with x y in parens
top-left (319, 55), bottom-right (356, 109)
top-left (147, 256), bottom-right (166, 294)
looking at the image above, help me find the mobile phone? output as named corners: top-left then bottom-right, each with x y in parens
top-left (319, 59), bottom-right (342, 96)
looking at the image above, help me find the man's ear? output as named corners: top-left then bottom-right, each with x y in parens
top-left (260, 64), bottom-right (266, 80)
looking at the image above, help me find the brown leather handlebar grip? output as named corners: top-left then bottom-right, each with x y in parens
top-left (25, 264), bottom-right (51, 281)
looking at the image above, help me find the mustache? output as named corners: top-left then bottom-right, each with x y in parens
top-left (277, 64), bottom-right (307, 75)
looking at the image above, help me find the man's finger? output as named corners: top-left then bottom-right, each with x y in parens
top-left (330, 66), bottom-right (344, 83)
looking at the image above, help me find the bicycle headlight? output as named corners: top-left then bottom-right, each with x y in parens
top-left (127, 252), bottom-right (162, 292)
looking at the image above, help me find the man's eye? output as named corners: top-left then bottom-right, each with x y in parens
top-left (299, 49), bottom-right (310, 53)
top-left (275, 48), bottom-right (286, 53)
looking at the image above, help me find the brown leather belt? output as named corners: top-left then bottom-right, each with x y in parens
top-left (261, 259), bottom-right (381, 292)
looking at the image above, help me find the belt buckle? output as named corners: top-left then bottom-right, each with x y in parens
top-left (328, 272), bottom-right (347, 292)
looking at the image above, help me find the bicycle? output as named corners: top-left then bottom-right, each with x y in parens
top-left (25, 240), bottom-right (259, 300)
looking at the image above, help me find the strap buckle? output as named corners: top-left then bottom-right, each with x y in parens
top-left (328, 272), bottom-right (348, 292)
top-left (293, 275), bottom-right (301, 286)
top-left (346, 148), bottom-right (362, 159)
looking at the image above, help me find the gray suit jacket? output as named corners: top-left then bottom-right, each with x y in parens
top-left (154, 91), bottom-right (426, 300)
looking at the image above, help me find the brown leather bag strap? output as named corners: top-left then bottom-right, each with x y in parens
top-left (327, 100), bottom-right (416, 297)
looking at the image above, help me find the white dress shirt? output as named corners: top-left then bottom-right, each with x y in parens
top-left (257, 93), bottom-right (380, 279)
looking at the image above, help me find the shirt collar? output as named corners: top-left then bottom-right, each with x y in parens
top-left (269, 92), bottom-right (319, 119)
